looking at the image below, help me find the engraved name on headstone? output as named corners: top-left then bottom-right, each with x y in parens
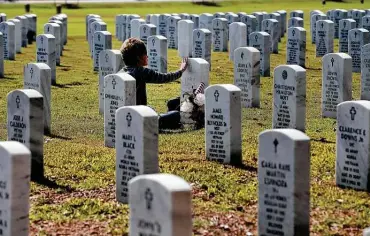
top-left (339, 19), bottom-right (356, 53)
top-left (348, 28), bottom-right (370, 73)
top-left (316, 20), bottom-right (334, 57)
top-left (286, 27), bottom-right (306, 67)
top-left (148, 35), bottom-right (167, 73)
top-left (212, 18), bottom-right (228, 52)
top-left (250, 31), bottom-right (271, 76)
top-left (192, 29), bottom-right (211, 69)
top-left (36, 34), bottom-right (56, 85)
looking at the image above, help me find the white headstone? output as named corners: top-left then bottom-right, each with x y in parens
top-left (86, 14), bottom-right (100, 40)
top-left (353, 10), bottom-right (366, 28)
top-left (262, 19), bottom-right (279, 54)
top-left (24, 63), bottom-right (51, 134)
top-left (0, 32), bottom-right (3, 78)
top-left (229, 22), bottom-right (247, 61)
top-left (104, 73), bottom-right (136, 148)
top-left (192, 29), bottom-right (211, 69)
top-left (0, 141), bottom-right (31, 236)
top-left (48, 19), bottom-right (64, 56)
top-left (288, 17), bottom-right (304, 28)
top-left (93, 31), bottom-right (112, 72)
top-left (322, 53), bottom-right (352, 118)
top-left (362, 44), bottom-right (370, 100)
top-left (156, 14), bottom-right (170, 37)
top-left (205, 84), bottom-right (242, 165)
top-left (266, 13), bottom-right (282, 42)
top-left (57, 14), bottom-right (68, 45)
top-left (7, 19), bottom-right (21, 54)
top-left (199, 13), bottom-right (213, 30)
top-left (0, 13), bottom-right (6, 23)
top-left (234, 47), bottom-right (260, 108)
top-left (149, 14), bottom-right (160, 27)
top-left (44, 23), bottom-right (61, 66)
top-left (87, 17), bottom-right (102, 47)
top-left (128, 174), bottom-right (192, 236)
top-left (258, 129), bottom-right (310, 236)
top-left (310, 13), bottom-right (327, 44)
top-left (362, 16), bottom-right (370, 32)
top-left (364, 227), bottom-right (370, 236)
top-left (178, 20), bottom-right (194, 58)
top-left (116, 105), bottom-right (159, 204)
top-left (36, 34), bottom-right (56, 85)
top-left (167, 16), bottom-right (181, 49)
top-left (148, 35), bottom-right (167, 73)
top-left (212, 18), bottom-right (228, 52)
top-left (213, 12), bottom-right (226, 19)
top-left (336, 101), bottom-right (370, 191)
top-left (15, 15), bottom-right (27, 48)
top-left (273, 65), bottom-right (306, 131)
top-left (117, 14), bottom-right (127, 41)
top-left (250, 31), bottom-right (271, 77)
top-left (240, 15), bottom-right (257, 46)
top-left (126, 14), bottom-right (140, 39)
top-left (339, 19), bottom-right (356, 53)
top-left (348, 28), bottom-right (370, 73)
top-left (252, 12), bottom-right (264, 31)
top-left (145, 14), bottom-right (151, 24)
top-left (333, 9), bottom-right (348, 39)
top-left (90, 21), bottom-right (107, 58)
top-left (316, 20), bottom-right (334, 57)
top-left (99, 50), bottom-right (124, 114)
top-left (286, 27), bottom-right (306, 67)
top-left (0, 22), bottom-right (15, 60)
top-left (130, 19), bottom-right (145, 39)
top-left (290, 10), bottom-right (304, 19)
top-left (189, 14), bottom-right (200, 29)
top-left (179, 13), bottom-right (190, 20)
top-left (7, 89), bottom-right (44, 180)
top-left (276, 10), bottom-right (287, 35)
top-left (139, 24), bottom-right (156, 46)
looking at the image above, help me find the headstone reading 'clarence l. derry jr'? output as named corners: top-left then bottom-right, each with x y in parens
top-left (234, 47), bottom-right (260, 108)
top-left (148, 35), bottom-right (167, 73)
top-left (115, 106), bottom-right (159, 204)
top-left (0, 141), bottom-right (31, 236)
top-left (36, 34), bottom-right (56, 85)
top-left (128, 174), bottom-right (192, 236)
top-left (362, 44), bottom-right (370, 100)
top-left (262, 19), bottom-right (279, 54)
top-left (288, 17), bottom-right (304, 28)
top-left (339, 19), bottom-right (356, 53)
top-left (192, 29), bottom-right (212, 70)
top-left (99, 50), bottom-right (124, 114)
top-left (273, 65), bottom-right (306, 131)
top-left (0, 32), bottom-right (3, 78)
top-left (258, 129), bottom-right (310, 236)
top-left (130, 19), bottom-right (145, 39)
top-left (7, 19), bottom-right (21, 54)
top-left (336, 101), bottom-right (370, 191)
top-left (178, 20), bottom-right (194, 58)
top-left (139, 24), bottom-right (156, 46)
top-left (311, 13), bottom-right (327, 44)
top-left (7, 89), bottom-right (44, 180)
top-left (167, 16), bottom-right (181, 49)
top-left (316, 20), bottom-right (334, 57)
top-left (24, 63), bottom-right (51, 134)
top-left (250, 31), bottom-right (271, 77)
top-left (229, 22), bottom-right (246, 61)
top-left (287, 27), bottom-right (306, 67)
top-left (322, 53), bottom-right (352, 118)
top-left (348, 28), bottom-right (370, 73)
top-left (44, 23), bottom-right (61, 66)
top-left (240, 15), bottom-right (257, 46)
top-left (93, 31), bottom-right (112, 72)
top-left (212, 18), bottom-right (228, 52)
top-left (0, 21), bottom-right (15, 60)
top-left (104, 73), bottom-right (136, 148)
top-left (205, 84), bottom-right (242, 165)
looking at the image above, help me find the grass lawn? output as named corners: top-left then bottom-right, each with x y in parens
top-left (1, 0), bottom-right (370, 235)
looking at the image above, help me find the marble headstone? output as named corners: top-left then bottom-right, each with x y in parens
top-left (0, 33), bottom-right (3, 78)
top-left (180, 58), bottom-right (209, 101)
top-left (130, 19), bottom-right (145, 39)
top-left (178, 20), bottom-right (194, 58)
top-left (0, 22), bottom-right (15, 60)
top-left (252, 12), bottom-right (264, 31)
top-left (213, 12), bottom-right (226, 19)
top-left (156, 14), bottom-right (171, 37)
top-left (250, 31), bottom-right (271, 77)
top-left (348, 28), bottom-right (370, 73)
top-left (205, 84), bottom-right (242, 165)
top-left (126, 14), bottom-right (140, 39)
top-left (276, 10), bottom-right (287, 36)
top-left (262, 19), bottom-right (279, 54)
top-left (192, 29), bottom-right (211, 69)
top-left (310, 13), bottom-right (327, 44)
top-left (322, 53), bottom-right (352, 118)
top-left (234, 47), bottom-right (260, 108)
top-left (240, 15), bottom-right (257, 46)
top-left (90, 21), bottom-right (107, 58)
top-left (286, 27), bottom-right (306, 67)
top-left (290, 10), bottom-right (304, 19)
top-left (229, 22), bottom-right (247, 61)
top-left (48, 19), bottom-right (64, 56)
top-left (212, 18), bottom-right (228, 52)
top-left (266, 13), bottom-right (282, 42)
top-left (7, 89), bottom-right (44, 180)
top-left (148, 35), bottom-right (167, 73)
top-left (339, 19), bottom-right (356, 53)
top-left (273, 65), bottom-right (306, 131)
top-left (288, 17), bottom-right (304, 28)
top-left (353, 10), bottom-right (366, 28)
top-left (139, 24), bottom-right (156, 46)
top-left (36, 34), bottom-right (56, 85)
top-left (362, 16), bottom-right (370, 32)
top-left (86, 14), bottom-right (100, 40)
top-left (362, 44), bottom-right (370, 100)
top-left (167, 16), bottom-right (181, 49)
top-left (315, 20), bottom-right (334, 57)
top-left (15, 15), bottom-right (28, 47)
top-left (333, 9), bottom-right (348, 39)
top-left (199, 13), bottom-right (213, 30)
top-left (93, 31), bottom-right (112, 72)
top-left (189, 14), bottom-right (200, 29)
top-left (7, 19), bottom-right (21, 54)
top-left (179, 13), bottom-right (190, 20)
top-left (44, 23), bottom-right (61, 66)
top-left (117, 15), bottom-right (127, 41)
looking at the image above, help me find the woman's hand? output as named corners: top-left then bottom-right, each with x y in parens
top-left (180, 57), bottom-right (189, 72)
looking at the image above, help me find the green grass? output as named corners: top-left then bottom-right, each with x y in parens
top-left (1, 0), bottom-right (370, 235)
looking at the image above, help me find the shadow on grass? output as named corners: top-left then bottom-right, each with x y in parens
top-left (1, 76), bottom-right (17, 80)
top-left (53, 82), bottom-right (84, 88)
top-left (46, 133), bottom-right (72, 140)
top-left (312, 137), bottom-right (335, 144)
top-left (34, 176), bottom-right (75, 193)
top-left (229, 163), bottom-right (258, 172)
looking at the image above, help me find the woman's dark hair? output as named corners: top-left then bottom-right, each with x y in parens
top-left (120, 38), bottom-right (147, 67)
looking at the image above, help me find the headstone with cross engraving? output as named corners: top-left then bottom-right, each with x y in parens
top-left (250, 31), bottom-right (271, 77)
top-left (287, 27), bottom-right (306, 67)
top-left (15, 15), bottom-right (28, 48)
top-left (126, 14), bottom-right (140, 39)
top-left (139, 24), bottom-right (156, 46)
top-left (212, 18), bottom-right (228, 52)
top-left (93, 31), bottom-right (112, 72)
top-left (333, 10), bottom-right (348, 39)
top-left (258, 129), bottom-right (310, 236)
top-left (226, 13), bottom-right (240, 26)
top-left (316, 20), bottom-right (334, 57)
top-left (353, 10), bottom-right (366, 28)
top-left (90, 21), bottom-right (107, 58)
top-left (148, 35), bottom-right (167, 73)
top-left (363, 16), bottom-right (370, 32)
top-left (99, 50), bottom-right (124, 114)
top-left (104, 73), bottom-right (136, 148)
top-left (0, 22), bottom-right (15, 60)
top-left (167, 16), bottom-right (181, 49)
top-left (115, 14), bottom-right (121, 39)
top-left (273, 65), bottom-right (306, 131)
top-left (192, 29), bottom-right (211, 70)
top-left (229, 22), bottom-right (247, 61)
top-left (115, 106), bottom-right (159, 204)
top-left (349, 28), bottom-right (370, 73)
top-left (0, 141), bottom-right (31, 236)
top-left (339, 19), bottom-right (356, 53)
top-left (86, 14), bottom-right (100, 40)
top-left (266, 13), bottom-right (282, 42)
top-left (178, 20), bottom-right (194, 58)
top-left (199, 13), bottom-right (213, 31)
top-left (240, 15), bottom-right (257, 46)
top-left (48, 16), bottom-right (64, 45)
top-left (336, 101), bottom-right (370, 191)
top-left (361, 44), bottom-right (370, 100)
top-left (7, 19), bottom-right (21, 54)
top-left (262, 19), bottom-right (279, 54)
top-left (205, 84), bottom-right (242, 165)
top-left (234, 47), bottom-right (260, 108)
top-left (310, 10), bottom-right (323, 19)
top-left (322, 53), bottom-right (352, 118)
top-left (128, 173), bottom-right (192, 235)
top-left (48, 19), bottom-right (64, 56)
top-left (7, 89), bottom-right (44, 180)
top-left (87, 16), bottom-right (102, 44)
top-left (189, 14), bottom-right (200, 29)
top-left (276, 10), bottom-right (287, 36)
top-left (24, 63), bottom-right (51, 134)
top-left (290, 10), bottom-right (304, 19)
top-left (36, 34), bottom-right (56, 85)
top-left (213, 12), bottom-right (226, 19)
top-left (311, 13), bottom-right (327, 44)
top-left (118, 14), bottom-right (128, 41)
top-left (252, 12), bottom-right (264, 32)
top-left (288, 17), bottom-right (304, 28)
top-left (44, 23), bottom-right (61, 66)
top-left (0, 32), bottom-right (3, 78)
top-left (156, 14), bottom-right (171, 37)
top-left (130, 19), bottom-right (145, 39)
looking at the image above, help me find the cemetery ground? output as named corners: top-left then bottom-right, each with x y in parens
top-left (1, 0), bottom-right (370, 235)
